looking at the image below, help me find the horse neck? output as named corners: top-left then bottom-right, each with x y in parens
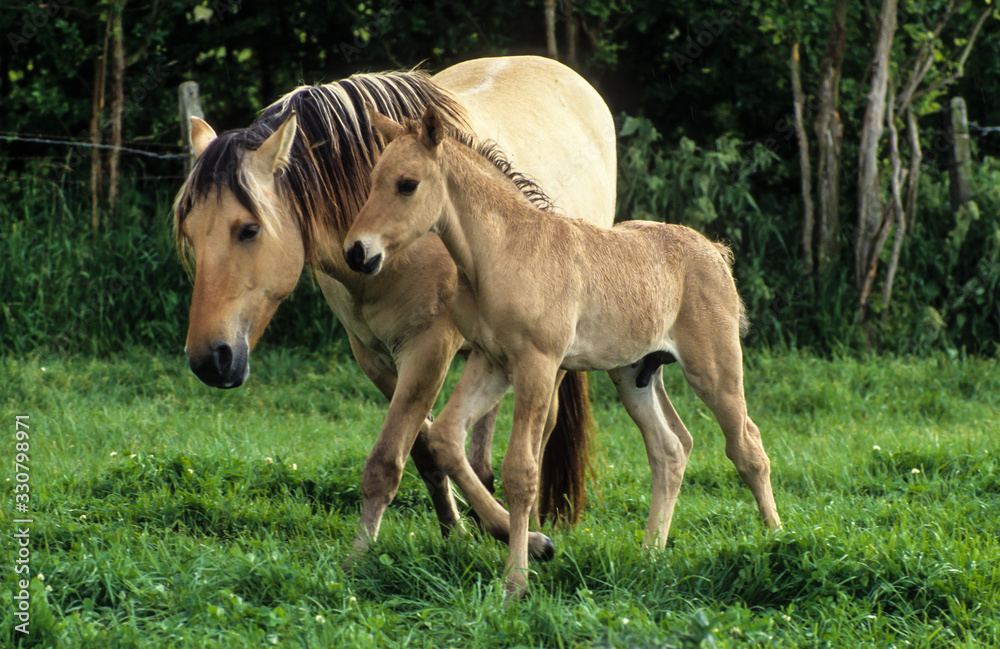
top-left (437, 140), bottom-right (534, 284)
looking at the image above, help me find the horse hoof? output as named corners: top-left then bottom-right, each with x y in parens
top-left (528, 533), bottom-right (555, 562)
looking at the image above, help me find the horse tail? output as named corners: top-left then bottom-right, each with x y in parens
top-left (713, 240), bottom-right (750, 337)
top-left (538, 370), bottom-right (594, 526)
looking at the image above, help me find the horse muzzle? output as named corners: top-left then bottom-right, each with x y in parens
top-left (344, 240), bottom-right (384, 275)
top-left (188, 339), bottom-right (250, 389)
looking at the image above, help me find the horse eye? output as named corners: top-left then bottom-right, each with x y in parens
top-left (397, 179), bottom-right (418, 196)
top-left (238, 223), bottom-right (261, 242)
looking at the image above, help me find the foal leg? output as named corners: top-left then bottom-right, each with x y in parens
top-left (346, 328), bottom-right (464, 564)
top-left (426, 349), bottom-right (555, 560)
top-left (674, 327), bottom-right (781, 530)
top-left (608, 363), bottom-right (690, 548)
top-left (530, 369), bottom-right (565, 528)
top-left (502, 354), bottom-right (560, 599)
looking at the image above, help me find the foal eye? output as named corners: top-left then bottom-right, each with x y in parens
top-left (397, 179), bottom-right (418, 196)
top-left (238, 223), bottom-right (261, 242)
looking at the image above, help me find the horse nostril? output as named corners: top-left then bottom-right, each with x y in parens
top-left (345, 241), bottom-right (367, 272)
top-left (212, 341), bottom-right (233, 377)
top-left (364, 253), bottom-right (383, 275)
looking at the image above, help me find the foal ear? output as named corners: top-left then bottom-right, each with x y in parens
top-left (190, 117), bottom-right (217, 158)
top-left (251, 111), bottom-right (298, 177)
top-left (366, 104), bottom-right (405, 143)
top-left (419, 105), bottom-right (445, 149)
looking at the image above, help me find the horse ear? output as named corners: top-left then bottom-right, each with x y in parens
top-left (419, 105), bottom-right (445, 149)
top-left (251, 111), bottom-right (298, 177)
top-left (366, 104), bottom-right (405, 143)
top-left (190, 117), bottom-right (217, 158)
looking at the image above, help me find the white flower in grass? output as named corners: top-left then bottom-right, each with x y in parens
top-left (315, 615), bottom-right (326, 624)
top-left (79, 514), bottom-right (87, 520)
top-left (911, 468), bottom-right (921, 474)
top-left (291, 463), bottom-right (297, 470)
top-left (872, 445), bottom-right (881, 451)
top-left (110, 452), bottom-right (118, 457)
top-left (265, 457), bottom-right (274, 464)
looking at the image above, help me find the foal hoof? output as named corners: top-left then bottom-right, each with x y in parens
top-left (528, 533), bottom-right (555, 562)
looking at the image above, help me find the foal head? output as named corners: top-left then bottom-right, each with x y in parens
top-left (343, 107), bottom-right (449, 276)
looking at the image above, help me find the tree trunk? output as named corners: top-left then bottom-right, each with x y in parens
top-left (881, 85), bottom-right (908, 319)
top-left (90, 12), bottom-right (111, 233)
top-left (564, 2), bottom-right (579, 70)
top-left (904, 109), bottom-right (922, 231)
top-left (855, 0), bottom-right (897, 317)
top-left (106, 0), bottom-right (126, 222)
top-left (544, 0), bottom-right (559, 60)
top-left (813, 0), bottom-right (848, 274)
top-left (790, 42), bottom-right (815, 274)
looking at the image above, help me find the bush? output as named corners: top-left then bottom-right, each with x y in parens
top-left (614, 113), bottom-right (1000, 356)
top-left (0, 175), bottom-right (339, 357)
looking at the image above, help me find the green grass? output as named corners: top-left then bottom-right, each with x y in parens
top-left (2, 347), bottom-right (999, 648)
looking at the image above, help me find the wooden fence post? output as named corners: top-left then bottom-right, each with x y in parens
top-left (178, 81), bottom-right (204, 176)
top-left (949, 96), bottom-right (972, 212)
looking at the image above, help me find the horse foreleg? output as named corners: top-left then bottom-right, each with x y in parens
top-left (608, 363), bottom-right (689, 549)
top-left (345, 329), bottom-right (463, 565)
top-left (502, 354), bottom-right (560, 599)
top-left (426, 349), bottom-right (555, 562)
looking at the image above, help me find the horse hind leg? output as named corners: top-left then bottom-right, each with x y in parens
top-left (608, 361), bottom-right (690, 549)
top-left (468, 403), bottom-right (500, 494)
top-left (674, 327), bottom-right (781, 530)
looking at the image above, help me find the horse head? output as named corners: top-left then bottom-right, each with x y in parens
top-left (174, 113), bottom-right (305, 388)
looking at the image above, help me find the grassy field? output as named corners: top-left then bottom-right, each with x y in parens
top-left (2, 346), bottom-right (999, 648)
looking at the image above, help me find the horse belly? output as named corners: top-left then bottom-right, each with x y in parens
top-left (562, 320), bottom-right (673, 373)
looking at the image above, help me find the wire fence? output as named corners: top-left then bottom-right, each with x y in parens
top-left (1, 131), bottom-right (190, 186)
top-left (1, 133), bottom-right (188, 160)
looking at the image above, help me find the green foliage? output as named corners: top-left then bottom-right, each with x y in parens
top-left (615, 114), bottom-right (779, 230)
top-left (0, 177), bottom-right (188, 355)
top-left (0, 177), bottom-right (339, 357)
top-left (2, 1), bottom-right (1000, 357)
top-left (2, 348), bottom-right (999, 647)
top-left (875, 158), bottom-right (1000, 355)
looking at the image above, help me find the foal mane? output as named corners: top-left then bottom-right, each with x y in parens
top-left (399, 118), bottom-right (554, 213)
top-left (449, 131), bottom-right (555, 213)
top-left (173, 70), bottom-right (469, 266)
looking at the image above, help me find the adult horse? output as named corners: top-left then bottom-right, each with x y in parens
top-left (172, 56), bottom-right (617, 559)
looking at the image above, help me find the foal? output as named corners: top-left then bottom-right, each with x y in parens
top-left (344, 106), bottom-right (781, 598)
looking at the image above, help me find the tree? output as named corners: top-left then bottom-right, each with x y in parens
top-left (854, 0), bottom-right (994, 334)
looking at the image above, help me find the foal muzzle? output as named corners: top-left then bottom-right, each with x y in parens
top-left (344, 240), bottom-right (384, 275)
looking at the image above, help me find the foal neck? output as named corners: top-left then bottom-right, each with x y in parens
top-left (437, 139), bottom-right (541, 278)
